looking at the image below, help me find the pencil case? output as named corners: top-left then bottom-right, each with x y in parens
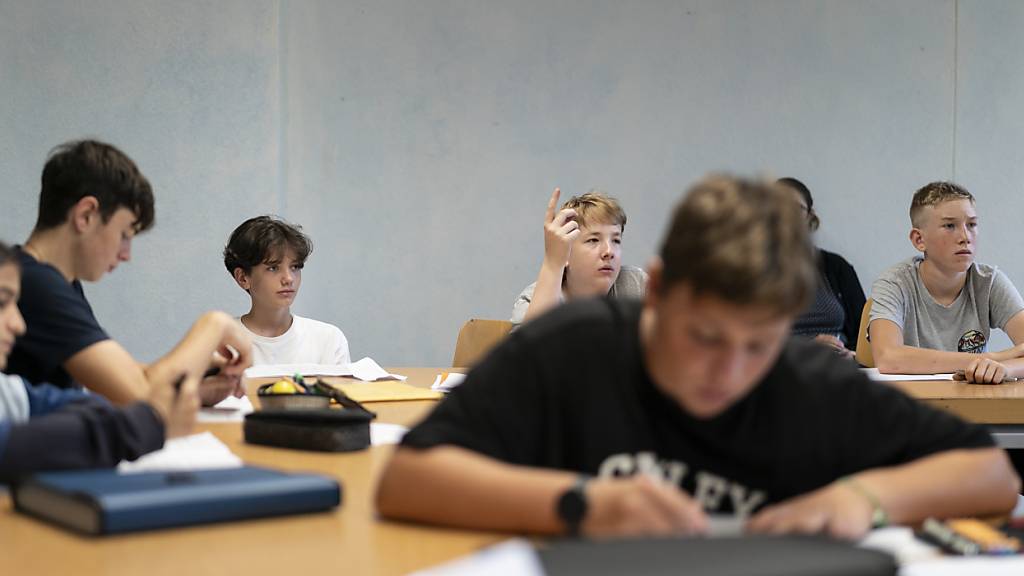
top-left (244, 409), bottom-right (375, 452)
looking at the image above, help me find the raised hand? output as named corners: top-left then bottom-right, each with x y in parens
top-left (543, 188), bottom-right (581, 271)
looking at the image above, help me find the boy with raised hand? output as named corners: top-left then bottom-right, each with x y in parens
top-left (377, 176), bottom-right (1018, 539)
top-left (7, 140), bottom-right (249, 405)
top-left (512, 188), bottom-right (647, 326)
top-left (223, 215), bottom-right (350, 365)
top-left (869, 182), bottom-right (1024, 383)
top-left (0, 240), bottom-right (252, 482)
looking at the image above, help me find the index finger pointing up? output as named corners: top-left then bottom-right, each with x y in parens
top-left (545, 187), bottom-right (562, 223)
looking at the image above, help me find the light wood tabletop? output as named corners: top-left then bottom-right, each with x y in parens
top-left (883, 378), bottom-right (1024, 424)
top-left (0, 367), bottom-right (504, 576)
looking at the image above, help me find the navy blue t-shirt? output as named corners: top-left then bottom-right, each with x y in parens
top-left (6, 248), bottom-right (109, 388)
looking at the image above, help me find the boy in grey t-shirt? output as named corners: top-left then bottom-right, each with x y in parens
top-left (511, 189), bottom-right (647, 326)
top-left (869, 182), bottom-right (1024, 382)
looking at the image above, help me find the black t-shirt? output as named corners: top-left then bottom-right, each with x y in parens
top-left (402, 299), bottom-right (993, 516)
top-left (6, 248), bottom-right (110, 388)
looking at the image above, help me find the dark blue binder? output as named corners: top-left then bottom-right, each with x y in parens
top-left (12, 466), bottom-right (341, 535)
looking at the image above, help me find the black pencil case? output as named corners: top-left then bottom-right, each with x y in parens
top-left (244, 409), bottom-right (375, 452)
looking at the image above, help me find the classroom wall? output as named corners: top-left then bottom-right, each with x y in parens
top-left (1, 0), bottom-right (1021, 365)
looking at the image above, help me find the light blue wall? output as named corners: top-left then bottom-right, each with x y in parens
top-left (1, 0), bottom-right (1021, 364)
top-left (0, 0), bottom-right (280, 360)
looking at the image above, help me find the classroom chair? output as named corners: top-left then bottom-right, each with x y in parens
top-left (855, 299), bottom-right (874, 368)
top-left (451, 319), bottom-right (514, 368)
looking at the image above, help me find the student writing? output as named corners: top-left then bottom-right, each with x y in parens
top-left (377, 176), bottom-right (1019, 539)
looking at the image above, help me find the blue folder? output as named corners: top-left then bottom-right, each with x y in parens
top-left (12, 466), bottom-right (341, 535)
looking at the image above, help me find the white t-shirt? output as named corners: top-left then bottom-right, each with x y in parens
top-left (240, 315), bottom-right (350, 366)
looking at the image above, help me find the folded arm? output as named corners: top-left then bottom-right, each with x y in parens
top-left (0, 395), bottom-right (164, 483)
top-left (870, 319), bottom-right (1023, 376)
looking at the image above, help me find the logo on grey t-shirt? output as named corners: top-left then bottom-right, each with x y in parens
top-left (958, 330), bottom-right (987, 353)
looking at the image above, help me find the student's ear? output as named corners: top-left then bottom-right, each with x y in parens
top-left (232, 268), bottom-right (251, 292)
top-left (909, 227), bottom-right (926, 254)
top-left (69, 196), bottom-right (101, 233)
top-left (644, 257), bottom-right (664, 308)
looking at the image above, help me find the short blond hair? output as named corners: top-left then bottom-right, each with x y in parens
top-left (658, 175), bottom-right (816, 317)
top-left (562, 191), bottom-right (627, 231)
top-left (910, 181), bottom-right (975, 227)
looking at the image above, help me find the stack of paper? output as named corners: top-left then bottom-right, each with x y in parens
top-left (243, 357), bottom-right (407, 381)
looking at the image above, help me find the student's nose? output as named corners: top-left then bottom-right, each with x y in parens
top-left (282, 269), bottom-right (294, 285)
top-left (600, 240), bottom-right (614, 259)
top-left (119, 240), bottom-right (132, 262)
top-left (712, 348), bottom-right (746, 388)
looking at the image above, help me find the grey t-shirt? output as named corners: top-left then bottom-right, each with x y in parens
top-left (510, 264), bottom-right (648, 325)
top-left (869, 256), bottom-right (1024, 353)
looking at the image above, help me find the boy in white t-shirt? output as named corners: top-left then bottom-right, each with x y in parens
top-left (223, 216), bottom-right (350, 365)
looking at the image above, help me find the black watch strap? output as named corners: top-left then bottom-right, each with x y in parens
top-left (556, 474), bottom-right (591, 537)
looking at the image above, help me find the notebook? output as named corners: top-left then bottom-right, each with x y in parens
top-left (12, 465), bottom-right (341, 535)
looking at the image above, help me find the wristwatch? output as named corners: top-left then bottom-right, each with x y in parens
top-left (556, 474), bottom-right (591, 537)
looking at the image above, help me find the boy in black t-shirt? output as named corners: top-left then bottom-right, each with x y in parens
top-left (8, 140), bottom-right (250, 406)
top-left (376, 176), bottom-right (1020, 539)
top-left (0, 240), bottom-right (254, 481)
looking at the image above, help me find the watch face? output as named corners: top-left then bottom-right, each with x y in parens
top-left (558, 484), bottom-right (587, 526)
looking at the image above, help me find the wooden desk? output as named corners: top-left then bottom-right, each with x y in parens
top-left (0, 368), bottom-right (501, 576)
top-left (885, 379), bottom-right (1024, 425)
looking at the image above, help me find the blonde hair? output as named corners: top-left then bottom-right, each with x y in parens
top-left (910, 181), bottom-right (975, 227)
top-left (562, 191), bottom-right (627, 231)
top-left (658, 175), bottom-right (816, 317)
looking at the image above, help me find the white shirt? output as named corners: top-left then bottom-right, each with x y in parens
top-left (240, 314), bottom-right (351, 366)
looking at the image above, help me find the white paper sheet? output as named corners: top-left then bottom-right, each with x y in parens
top-left (117, 431), bottom-right (243, 473)
top-left (411, 539), bottom-right (543, 576)
top-left (860, 526), bottom-right (944, 565)
top-left (349, 357), bottom-right (407, 381)
top-left (197, 395), bottom-right (254, 423)
top-left (901, 557), bottom-right (1024, 575)
top-left (861, 368), bottom-right (955, 382)
top-left (243, 357), bottom-right (407, 381)
top-left (370, 423), bottom-right (409, 445)
top-left (431, 372), bottom-right (467, 392)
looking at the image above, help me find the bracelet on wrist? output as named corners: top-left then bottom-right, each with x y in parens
top-left (841, 476), bottom-right (889, 528)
